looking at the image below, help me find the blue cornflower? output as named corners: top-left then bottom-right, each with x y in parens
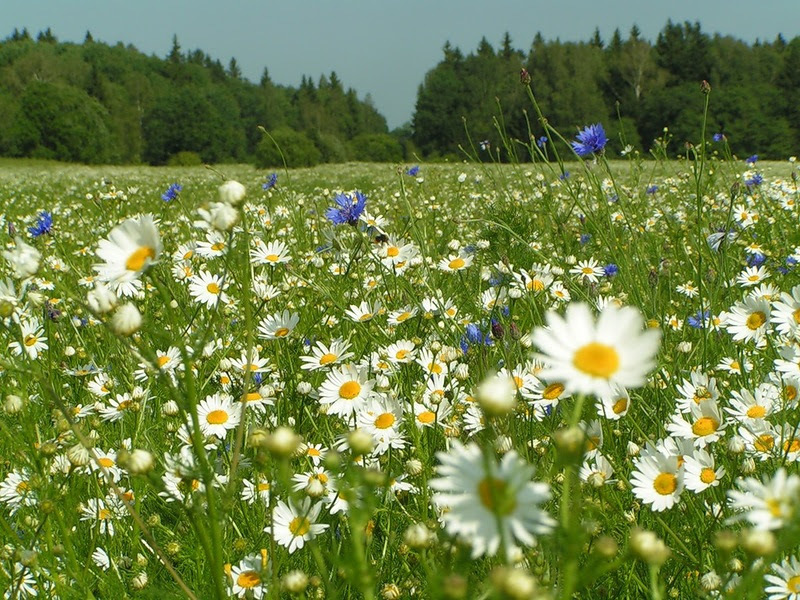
top-left (608, 194), bottom-right (619, 203)
top-left (687, 310), bottom-right (710, 329)
top-left (559, 171), bottom-right (571, 181)
top-left (579, 233), bottom-right (591, 245)
top-left (712, 133), bottom-right (724, 142)
top-left (604, 264), bottom-right (619, 277)
top-left (787, 256), bottom-right (798, 267)
top-left (28, 211), bottom-right (53, 237)
top-left (745, 173), bottom-right (763, 187)
top-left (536, 136), bottom-right (548, 148)
top-left (748, 253), bottom-right (766, 267)
top-left (646, 185), bottom-right (658, 195)
top-left (406, 165), bottom-right (420, 176)
top-left (745, 154), bottom-right (758, 165)
top-left (778, 266), bottom-right (790, 275)
top-left (262, 173), bottom-right (278, 190)
top-left (325, 191), bottom-right (367, 226)
top-left (571, 123), bottom-right (607, 157)
top-left (161, 183), bottom-right (182, 202)
top-left (465, 323), bottom-right (482, 344)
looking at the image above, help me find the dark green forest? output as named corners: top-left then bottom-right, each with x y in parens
top-left (414, 23), bottom-right (800, 160)
top-left (1, 22), bottom-right (798, 166)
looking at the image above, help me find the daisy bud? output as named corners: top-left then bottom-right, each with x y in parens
top-left (741, 457), bottom-right (756, 474)
top-left (126, 449), bottom-right (154, 475)
top-left (381, 584), bottom-right (402, 600)
top-left (67, 443), bottom-right (91, 467)
top-left (508, 287), bottom-right (523, 299)
top-left (64, 345), bottom-right (76, 357)
top-left (554, 426), bottom-right (585, 459)
top-left (170, 299), bottom-right (178, 308)
top-left (405, 458), bottom-right (423, 476)
top-left (347, 429), bottom-right (374, 455)
top-left (404, 523), bottom-right (433, 549)
top-left (162, 400), bottom-right (179, 416)
top-left (729, 558), bottom-right (743, 572)
top-left (587, 472), bottom-right (606, 488)
top-left (4, 394), bottom-right (24, 414)
top-left (209, 202), bottom-right (240, 231)
top-left (495, 435), bottom-right (513, 454)
top-left (626, 441), bottom-right (640, 457)
top-left (87, 282), bottom-right (117, 314)
top-left (131, 571), bottom-right (148, 590)
top-left (265, 426), bottom-right (301, 457)
top-left (28, 291), bottom-right (45, 307)
top-left (630, 529), bottom-right (670, 566)
top-left (111, 303), bottom-right (142, 336)
top-left (218, 180), bottom-right (246, 206)
top-left (677, 341), bottom-right (693, 353)
top-left (248, 428), bottom-right (269, 448)
top-left (297, 381), bottom-right (313, 395)
top-left (282, 570), bottom-right (309, 594)
top-left (741, 529), bottom-right (775, 556)
top-left (714, 530), bottom-right (738, 552)
top-left (476, 373), bottom-right (517, 417)
top-left (727, 436), bottom-right (745, 454)
top-left (305, 477), bottom-right (325, 498)
top-left (593, 535), bottom-right (618, 558)
top-left (700, 570), bottom-right (721, 591)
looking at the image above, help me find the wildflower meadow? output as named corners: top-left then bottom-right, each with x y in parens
top-left (1, 87), bottom-right (800, 600)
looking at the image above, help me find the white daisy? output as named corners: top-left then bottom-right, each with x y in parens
top-left (318, 365), bottom-right (374, 419)
top-left (727, 468), bottom-right (800, 530)
top-left (266, 498), bottom-right (328, 554)
top-left (765, 555), bottom-right (800, 600)
top-left (94, 214), bottom-right (160, 296)
top-left (196, 393), bottom-right (242, 439)
top-left (257, 310), bottom-right (299, 340)
top-left (300, 339), bottom-right (353, 371)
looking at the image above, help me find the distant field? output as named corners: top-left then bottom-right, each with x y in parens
top-left (1, 154), bottom-right (799, 598)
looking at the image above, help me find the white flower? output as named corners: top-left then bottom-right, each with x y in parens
top-left (219, 180), bottom-right (246, 206)
top-left (94, 215), bottom-right (161, 297)
top-left (266, 498), bottom-right (328, 554)
top-left (111, 303), bottom-right (142, 336)
top-left (3, 236), bottom-right (41, 279)
top-left (727, 468), bottom-right (800, 530)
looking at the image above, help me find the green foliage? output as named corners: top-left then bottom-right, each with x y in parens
top-left (254, 128), bottom-right (321, 168)
top-left (166, 150), bottom-right (203, 166)
top-left (349, 132), bottom-right (403, 162)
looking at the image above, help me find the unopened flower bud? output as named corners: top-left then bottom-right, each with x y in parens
top-left (347, 429), bottom-right (374, 455)
top-left (4, 394), bottom-right (24, 414)
top-left (630, 528), bottom-right (670, 566)
top-left (404, 523), bottom-right (433, 549)
top-left (476, 373), bottom-right (517, 417)
top-left (111, 303), bottom-right (142, 336)
top-left (218, 180), bottom-right (246, 206)
top-left (282, 570), bottom-right (309, 593)
top-left (265, 426), bottom-right (301, 457)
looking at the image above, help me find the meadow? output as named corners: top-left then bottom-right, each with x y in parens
top-left (1, 130), bottom-right (799, 599)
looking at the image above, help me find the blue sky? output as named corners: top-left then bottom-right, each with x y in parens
top-left (4, 0), bottom-right (798, 128)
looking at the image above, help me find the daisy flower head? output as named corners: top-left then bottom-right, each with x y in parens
top-left (266, 497), bottom-right (328, 553)
top-left (94, 214), bottom-right (160, 296)
top-left (430, 441), bottom-right (554, 558)
top-left (683, 448), bottom-right (725, 493)
top-left (300, 338), bottom-right (353, 371)
top-left (737, 265), bottom-right (770, 288)
top-left (230, 551), bottom-right (270, 599)
top-left (8, 318), bottom-right (48, 360)
top-left (250, 239), bottom-right (291, 266)
top-left (318, 364), bottom-right (374, 419)
top-left (188, 270), bottom-right (229, 308)
top-left (438, 252), bottom-right (473, 273)
top-left (727, 468), bottom-right (800, 530)
top-left (196, 393), bottom-right (242, 439)
top-left (532, 302), bottom-right (660, 397)
top-left (630, 450), bottom-right (684, 512)
top-left (257, 310), bottom-right (299, 340)
top-left (765, 555), bottom-right (800, 600)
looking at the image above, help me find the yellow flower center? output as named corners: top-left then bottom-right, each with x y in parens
top-left (783, 439), bottom-right (800, 453)
top-left (16, 481), bottom-right (29, 493)
top-left (307, 448), bottom-right (321, 457)
top-left (339, 381), bottom-right (361, 400)
top-left (748, 274), bottom-right (759, 282)
top-left (211, 242), bottom-right (225, 251)
top-left (374, 412), bottom-right (395, 429)
top-left (387, 246), bottom-right (399, 257)
top-left (532, 279), bottom-right (545, 292)
top-left (429, 363), bottom-right (443, 374)
top-left (448, 258), bottom-right (465, 270)
top-left (289, 516), bottom-right (311, 536)
top-left (157, 355), bottom-right (170, 368)
top-left (183, 250), bottom-right (193, 260)
top-left (477, 477), bottom-right (516, 515)
top-left (513, 376), bottom-right (524, 389)
top-left (746, 311), bottom-right (766, 330)
top-left (543, 383), bottom-right (565, 400)
top-left (257, 482), bottom-right (271, 492)
top-left (24, 334), bottom-right (38, 347)
top-left (206, 282), bottom-right (220, 295)
top-left (417, 411), bottom-right (435, 424)
top-left (699, 468), bottom-right (716, 484)
top-left (653, 473), bottom-right (677, 495)
top-left (573, 343), bottom-right (620, 378)
top-left (396, 349), bottom-right (409, 360)
top-left (274, 327), bottom-right (290, 337)
top-left (359, 312), bottom-right (373, 321)
top-left (767, 499), bottom-right (783, 518)
top-left (206, 409), bottom-right (229, 425)
top-left (266, 254), bottom-right (279, 262)
top-left (237, 570), bottom-right (261, 588)
top-left (612, 397), bottom-right (628, 414)
top-left (246, 392), bottom-right (262, 402)
top-left (746, 405), bottom-right (766, 418)
top-left (116, 400), bottom-right (131, 411)
top-left (755, 434), bottom-right (775, 453)
top-left (787, 576), bottom-right (800, 593)
top-left (785, 386), bottom-right (798, 402)
top-left (125, 246), bottom-right (156, 271)
top-left (319, 353), bottom-right (337, 365)
top-left (692, 417), bottom-right (719, 437)
top-left (97, 457), bottom-right (114, 468)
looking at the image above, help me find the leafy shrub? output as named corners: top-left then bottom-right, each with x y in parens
top-left (349, 133), bottom-right (403, 162)
top-left (254, 128), bottom-right (321, 168)
top-left (167, 151), bottom-right (203, 166)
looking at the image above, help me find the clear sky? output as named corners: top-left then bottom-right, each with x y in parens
top-left (4, 1), bottom-right (799, 129)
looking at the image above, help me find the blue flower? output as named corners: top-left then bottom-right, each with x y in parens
top-left (579, 233), bottom-right (591, 245)
top-left (745, 154), bottom-right (759, 165)
top-left (745, 173), bottom-right (763, 187)
top-left (571, 123), bottom-right (607, 157)
top-left (406, 165), bottom-right (420, 176)
top-left (604, 264), bottom-right (619, 277)
top-left (28, 211), bottom-right (53, 237)
top-left (712, 133), bottom-right (724, 142)
top-left (748, 253), bottom-right (766, 267)
top-left (262, 173), bottom-right (278, 190)
top-left (646, 185), bottom-right (658, 195)
top-left (161, 183), bottom-right (182, 202)
top-left (325, 191), bottom-right (367, 226)
top-left (688, 310), bottom-right (710, 329)
top-left (559, 171), bottom-right (571, 181)
top-left (536, 136), bottom-right (548, 148)
top-left (465, 323), bottom-right (482, 344)
top-left (787, 256), bottom-right (798, 267)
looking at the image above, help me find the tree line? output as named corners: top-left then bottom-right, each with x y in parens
top-left (0, 28), bottom-right (398, 166)
top-left (412, 22), bottom-right (800, 160)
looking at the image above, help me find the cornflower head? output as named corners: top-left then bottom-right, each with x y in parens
top-left (161, 183), bottom-right (182, 202)
top-left (263, 173), bottom-right (278, 190)
top-left (28, 211), bottom-right (53, 237)
top-left (326, 191), bottom-right (367, 226)
top-left (571, 123), bottom-right (607, 157)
